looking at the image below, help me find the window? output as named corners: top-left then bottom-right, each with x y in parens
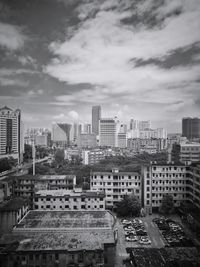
top-left (65, 205), bottom-right (69, 208)
top-left (73, 206), bottom-right (77, 210)
top-left (81, 205), bottom-right (86, 209)
top-left (147, 180), bottom-right (150, 185)
top-left (35, 198), bottom-right (38, 202)
top-left (100, 205), bottom-right (103, 208)
top-left (46, 198), bottom-right (50, 201)
top-left (74, 198), bottom-right (77, 202)
top-left (46, 205), bottom-right (50, 209)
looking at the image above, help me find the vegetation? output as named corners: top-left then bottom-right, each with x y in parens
top-left (160, 194), bottom-right (174, 214)
top-left (116, 194), bottom-right (141, 217)
top-left (0, 157), bottom-right (17, 172)
top-left (28, 151), bottom-right (168, 187)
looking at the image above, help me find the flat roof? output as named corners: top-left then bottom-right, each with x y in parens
top-left (35, 189), bottom-right (105, 198)
top-left (0, 230), bottom-right (114, 251)
top-left (15, 210), bottom-right (114, 229)
top-left (14, 174), bottom-right (75, 180)
top-left (0, 210), bottom-right (115, 251)
top-left (180, 143), bottom-right (200, 147)
top-left (128, 248), bottom-right (200, 267)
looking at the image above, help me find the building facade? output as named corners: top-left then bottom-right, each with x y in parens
top-left (90, 168), bottom-right (141, 209)
top-left (0, 106), bottom-right (23, 163)
top-left (141, 163), bottom-right (188, 214)
top-left (82, 149), bottom-right (105, 165)
top-left (92, 105), bottom-right (101, 135)
top-left (33, 189), bottom-right (105, 211)
top-left (99, 118), bottom-right (118, 147)
top-left (182, 117), bottom-right (200, 140)
top-left (180, 143), bottom-right (200, 164)
top-left (77, 133), bottom-right (97, 148)
top-left (52, 123), bottom-right (72, 147)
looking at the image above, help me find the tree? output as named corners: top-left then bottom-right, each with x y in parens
top-left (54, 149), bottom-right (65, 166)
top-left (23, 144), bottom-right (32, 162)
top-left (160, 194), bottom-right (174, 214)
top-left (116, 194), bottom-right (141, 217)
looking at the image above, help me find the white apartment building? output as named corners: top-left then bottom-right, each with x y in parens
top-left (139, 128), bottom-right (167, 139)
top-left (90, 168), bottom-right (141, 209)
top-left (0, 106), bottom-right (23, 163)
top-left (33, 189), bottom-right (105, 211)
top-left (82, 149), bottom-right (105, 165)
top-left (142, 163), bottom-right (188, 214)
top-left (180, 143), bottom-right (200, 164)
top-left (99, 118), bottom-right (119, 147)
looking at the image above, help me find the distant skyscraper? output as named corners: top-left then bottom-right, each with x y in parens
top-left (139, 120), bottom-right (151, 130)
top-left (0, 106), bottom-right (23, 162)
top-left (52, 123), bottom-right (72, 147)
top-left (130, 119), bottom-right (139, 130)
top-left (182, 117), bottom-right (200, 139)
top-left (99, 118), bottom-right (118, 147)
top-left (92, 106), bottom-right (101, 135)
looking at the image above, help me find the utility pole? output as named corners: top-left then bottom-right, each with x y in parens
top-left (32, 141), bottom-right (36, 176)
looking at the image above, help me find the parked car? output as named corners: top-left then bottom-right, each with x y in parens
top-left (139, 236), bottom-right (151, 245)
top-left (122, 219), bottom-right (132, 225)
top-left (125, 235), bottom-right (138, 242)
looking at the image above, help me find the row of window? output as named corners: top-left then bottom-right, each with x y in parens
top-left (35, 204), bottom-right (104, 209)
top-left (35, 197), bottom-right (104, 202)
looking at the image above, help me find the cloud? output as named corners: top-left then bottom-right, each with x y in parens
top-left (0, 22), bottom-right (26, 50)
top-left (53, 110), bottom-right (79, 122)
top-left (45, 0), bottom-right (200, 91)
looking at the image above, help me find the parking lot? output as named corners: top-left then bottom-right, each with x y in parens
top-left (115, 214), bottom-right (197, 267)
top-left (119, 216), bottom-right (165, 249)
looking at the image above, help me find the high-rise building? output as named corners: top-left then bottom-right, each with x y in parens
top-left (92, 106), bottom-right (101, 135)
top-left (99, 118), bottom-right (118, 147)
top-left (0, 106), bottom-right (23, 163)
top-left (139, 120), bottom-right (151, 130)
top-left (130, 119), bottom-right (139, 130)
top-left (182, 117), bottom-right (200, 139)
top-left (52, 123), bottom-right (72, 147)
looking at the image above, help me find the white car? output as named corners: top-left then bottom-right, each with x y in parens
top-left (125, 236), bottom-right (138, 242)
top-left (139, 237), bottom-right (151, 245)
top-left (122, 219), bottom-right (132, 225)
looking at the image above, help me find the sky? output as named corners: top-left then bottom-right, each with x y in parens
top-left (0, 0), bottom-right (200, 133)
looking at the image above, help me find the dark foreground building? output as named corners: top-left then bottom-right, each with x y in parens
top-left (0, 210), bottom-right (116, 267)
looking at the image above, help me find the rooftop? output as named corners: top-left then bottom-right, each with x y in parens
top-left (128, 248), bottom-right (200, 267)
top-left (14, 174), bottom-right (75, 180)
top-left (0, 198), bottom-right (28, 212)
top-left (15, 210), bottom-right (114, 229)
top-left (35, 189), bottom-right (105, 198)
top-left (0, 210), bottom-right (115, 251)
top-left (0, 229), bottom-right (114, 251)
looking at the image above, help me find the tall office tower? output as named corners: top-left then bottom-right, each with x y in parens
top-left (0, 106), bottom-right (23, 163)
top-left (99, 118), bottom-right (118, 147)
top-left (52, 123), bottom-right (72, 147)
top-left (130, 119), bottom-right (139, 130)
top-left (182, 117), bottom-right (200, 139)
top-left (92, 106), bottom-right (101, 135)
top-left (139, 120), bottom-right (151, 130)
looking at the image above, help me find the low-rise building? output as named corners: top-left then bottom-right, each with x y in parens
top-left (141, 163), bottom-right (188, 214)
top-left (90, 168), bottom-right (141, 209)
top-left (180, 142), bottom-right (200, 164)
top-left (33, 189), bottom-right (105, 211)
top-left (0, 197), bottom-right (29, 233)
top-left (82, 149), bottom-right (105, 165)
top-left (0, 210), bottom-right (116, 267)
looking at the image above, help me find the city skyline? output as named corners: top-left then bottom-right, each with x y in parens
top-left (0, 0), bottom-right (200, 132)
